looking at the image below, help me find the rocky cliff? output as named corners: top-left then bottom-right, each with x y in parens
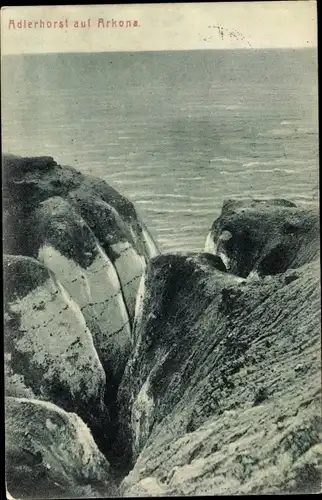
top-left (3, 155), bottom-right (321, 497)
top-left (118, 201), bottom-right (320, 495)
top-left (3, 154), bottom-right (159, 496)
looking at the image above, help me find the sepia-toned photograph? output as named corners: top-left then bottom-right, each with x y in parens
top-left (1, 2), bottom-right (320, 498)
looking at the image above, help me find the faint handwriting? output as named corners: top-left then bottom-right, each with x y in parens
top-left (202, 25), bottom-right (252, 48)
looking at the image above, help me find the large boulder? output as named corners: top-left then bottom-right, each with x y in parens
top-left (118, 251), bottom-right (321, 495)
top-left (204, 199), bottom-right (319, 277)
top-left (4, 254), bottom-right (108, 440)
top-left (5, 397), bottom-right (117, 499)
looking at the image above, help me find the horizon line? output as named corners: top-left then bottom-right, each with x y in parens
top-left (2, 46), bottom-right (317, 57)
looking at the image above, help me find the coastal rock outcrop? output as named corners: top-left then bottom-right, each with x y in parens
top-left (3, 152), bottom-right (320, 497)
top-left (3, 154), bottom-right (158, 263)
top-left (204, 199), bottom-right (319, 277)
top-left (5, 397), bottom-right (117, 499)
top-left (118, 250), bottom-right (321, 495)
top-left (3, 154), bottom-right (158, 344)
top-left (3, 153), bottom-right (159, 432)
top-left (4, 254), bottom-right (108, 439)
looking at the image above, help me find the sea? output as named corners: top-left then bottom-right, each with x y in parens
top-left (2, 49), bottom-right (319, 253)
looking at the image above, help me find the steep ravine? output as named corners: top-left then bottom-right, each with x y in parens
top-left (116, 200), bottom-right (320, 495)
top-left (3, 155), bottom-right (321, 497)
top-left (118, 255), bottom-right (321, 495)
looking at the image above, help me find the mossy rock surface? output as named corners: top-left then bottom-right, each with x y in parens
top-left (119, 254), bottom-right (321, 495)
top-left (205, 198), bottom-right (319, 277)
top-left (5, 397), bottom-right (117, 499)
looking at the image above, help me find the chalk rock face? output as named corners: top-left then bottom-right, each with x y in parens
top-left (204, 199), bottom-right (319, 277)
top-left (4, 254), bottom-right (108, 436)
top-left (2, 153), bottom-right (159, 388)
top-left (2, 153), bottom-right (158, 315)
top-left (119, 252), bottom-right (321, 495)
top-left (34, 196), bottom-right (132, 385)
top-left (5, 397), bottom-right (117, 499)
top-left (68, 187), bottom-right (147, 323)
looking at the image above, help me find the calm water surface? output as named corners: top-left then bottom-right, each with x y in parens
top-left (2, 49), bottom-right (318, 252)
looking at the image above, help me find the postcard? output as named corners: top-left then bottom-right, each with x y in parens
top-left (1, 2), bottom-right (320, 498)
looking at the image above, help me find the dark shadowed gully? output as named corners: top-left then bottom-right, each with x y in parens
top-left (3, 154), bottom-right (320, 497)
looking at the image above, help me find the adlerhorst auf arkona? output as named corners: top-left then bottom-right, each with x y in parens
top-left (8, 18), bottom-right (140, 29)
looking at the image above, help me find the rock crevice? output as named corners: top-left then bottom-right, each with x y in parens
top-left (3, 155), bottom-right (321, 497)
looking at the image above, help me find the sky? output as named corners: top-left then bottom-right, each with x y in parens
top-left (1, 2), bottom-right (318, 55)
